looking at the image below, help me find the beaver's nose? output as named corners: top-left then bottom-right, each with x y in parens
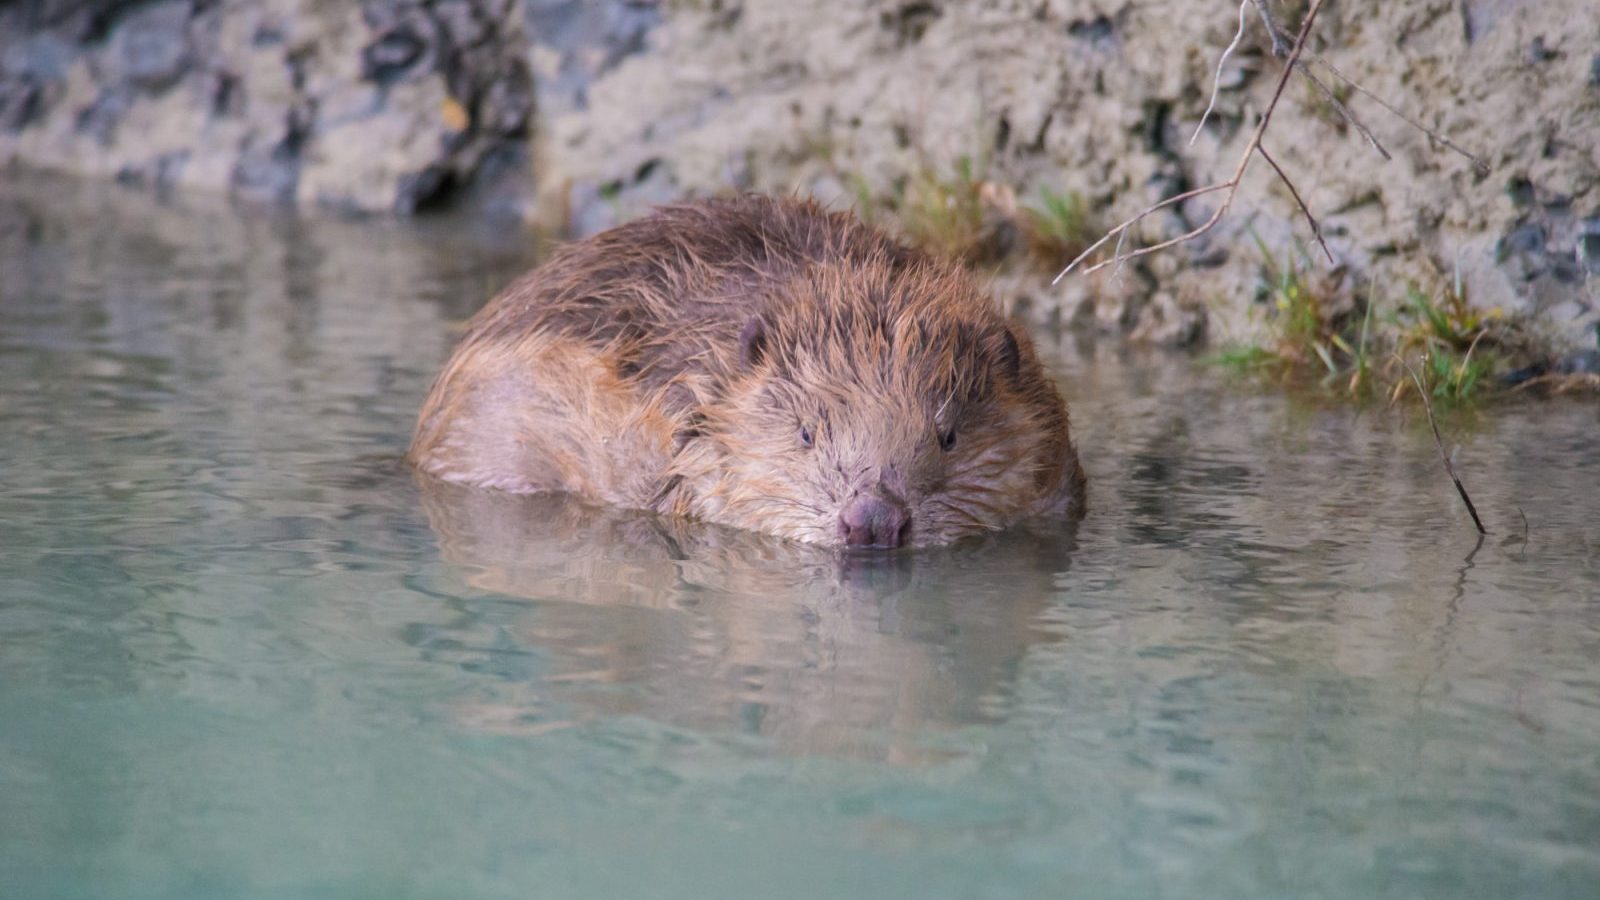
top-left (839, 494), bottom-right (911, 549)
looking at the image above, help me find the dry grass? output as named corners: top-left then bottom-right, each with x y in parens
top-left (1215, 243), bottom-right (1516, 406)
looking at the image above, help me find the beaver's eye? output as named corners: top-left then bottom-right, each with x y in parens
top-left (938, 428), bottom-right (957, 452)
top-left (799, 425), bottom-right (814, 449)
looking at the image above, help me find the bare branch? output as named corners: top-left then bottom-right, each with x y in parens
top-left (1055, 0), bottom-right (1489, 282)
top-left (1248, 2), bottom-right (1391, 160)
top-left (1110, 222), bottom-right (1132, 282)
top-left (1400, 356), bottom-right (1488, 535)
top-left (1255, 2), bottom-right (1477, 168)
top-left (1255, 142), bottom-right (1334, 263)
top-left (1081, 196), bottom-right (1232, 278)
top-left (1295, 64), bottom-right (1391, 160)
top-left (1190, 0), bottom-right (1252, 148)
top-left (1050, 184), bottom-right (1230, 284)
top-left (1251, 0), bottom-right (1291, 57)
top-left (1055, 0), bottom-right (1327, 281)
top-left (1309, 56), bottom-right (1491, 175)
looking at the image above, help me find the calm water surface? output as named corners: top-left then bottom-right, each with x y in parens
top-left (2, 177), bottom-right (1598, 900)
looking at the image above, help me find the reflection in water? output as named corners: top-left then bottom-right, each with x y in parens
top-left (2, 173), bottom-right (1599, 900)
top-left (415, 477), bottom-right (1078, 760)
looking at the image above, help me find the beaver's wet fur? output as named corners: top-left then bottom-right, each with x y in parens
top-left (408, 195), bottom-right (1084, 548)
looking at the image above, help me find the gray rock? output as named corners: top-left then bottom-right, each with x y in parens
top-left (361, 14), bottom-right (435, 85)
top-left (434, 0), bottom-right (490, 47)
top-left (525, 0), bottom-right (661, 116)
top-left (115, 148), bottom-right (189, 189)
top-left (0, 0), bottom-right (538, 217)
top-left (1578, 217), bottom-right (1600, 277)
top-left (73, 86), bottom-right (132, 145)
top-left (0, 77), bottom-right (41, 132)
top-left (104, 0), bottom-right (193, 91)
top-left (1559, 348), bottom-right (1600, 373)
top-left (3, 33), bottom-right (79, 81)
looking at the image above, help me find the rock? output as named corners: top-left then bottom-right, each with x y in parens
top-left (1579, 217), bottom-right (1600, 276)
top-left (476, 61), bottom-right (533, 136)
top-left (0, 77), bottom-right (41, 132)
top-left (1129, 290), bottom-right (1207, 348)
top-left (0, 0), bottom-right (538, 215)
top-left (230, 138), bottom-right (300, 202)
top-left (361, 22), bottom-right (429, 84)
top-left (1496, 221), bottom-right (1547, 275)
top-left (434, 0), bottom-right (490, 47)
top-left (524, 0), bottom-right (662, 116)
top-left (114, 148), bottom-right (189, 189)
top-left (104, 0), bottom-right (192, 91)
top-left (1558, 348), bottom-right (1600, 374)
top-left (3, 33), bottom-right (78, 82)
top-left (1526, 36), bottom-right (1556, 64)
top-left (1065, 15), bottom-right (1116, 47)
top-left (73, 86), bottom-right (133, 145)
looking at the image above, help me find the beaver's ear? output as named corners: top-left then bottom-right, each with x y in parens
top-left (993, 326), bottom-right (1022, 382)
top-left (738, 316), bottom-right (768, 369)
top-left (672, 410), bottom-right (706, 453)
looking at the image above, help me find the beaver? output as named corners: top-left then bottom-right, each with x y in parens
top-left (408, 195), bottom-right (1084, 549)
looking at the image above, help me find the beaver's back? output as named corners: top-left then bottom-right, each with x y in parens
top-left (464, 196), bottom-right (913, 393)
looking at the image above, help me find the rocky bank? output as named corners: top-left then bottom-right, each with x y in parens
top-left (2, 0), bottom-right (1596, 349)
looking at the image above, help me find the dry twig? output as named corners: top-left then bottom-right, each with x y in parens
top-left (1056, 0), bottom-right (1491, 284)
top-left (1255, 141), bottom-right (1333, 263)
top-left (1401, 356), bottom-right (1488, 535)
top-left (1295, 63), bottom-right (1390, 160)
top-left (1251, 4), bottom-right (1390, 162)
top-left (1189, 0), bottom-right (1253, 148)
top-left (1248, 7), bottom-right (1488, 173)
top-left (1054, 0), bottom-right (1328, 283)
top-left (1308, 56), bottom-right (1491, 175)
top-left (1250, 0), bottom-right (1291, 57)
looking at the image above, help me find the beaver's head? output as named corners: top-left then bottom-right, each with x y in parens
top-left (671, 257), bottom-right (1081, 549)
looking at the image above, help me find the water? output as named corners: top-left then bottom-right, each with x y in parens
top-left (2, 176), bottom-right (1598, 900)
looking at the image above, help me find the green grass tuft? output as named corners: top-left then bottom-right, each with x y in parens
top-left (1212, 243), bottom-right (1509, 406)
top-left (897, 155), bottom-right (997, 264)
top-left (1020, 187), bottom-right (1094, 270)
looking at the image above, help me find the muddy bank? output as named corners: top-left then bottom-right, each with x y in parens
top-left (2, 1), bottom-right (1595, 350)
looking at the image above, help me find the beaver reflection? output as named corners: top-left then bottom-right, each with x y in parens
top-left (414, 476), bottom-right (1078, 762)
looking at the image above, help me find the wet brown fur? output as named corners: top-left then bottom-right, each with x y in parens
top-left (408, 195), bottom-right (1084, 547)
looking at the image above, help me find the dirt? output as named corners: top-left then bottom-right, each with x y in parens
top-left (3, 0), bottom-right (1594, 350)
top-left (536, 0), bottom-right (1600, 348)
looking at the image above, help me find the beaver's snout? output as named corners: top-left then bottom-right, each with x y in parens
top-left (839, 493), bottom-right (911, 549)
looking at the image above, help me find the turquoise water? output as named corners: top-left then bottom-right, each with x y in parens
top-left (2, 177), bottom-right (1598, 900)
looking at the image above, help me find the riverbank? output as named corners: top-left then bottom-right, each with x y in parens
top-left (4, 0), bottom-right (1594, 376)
